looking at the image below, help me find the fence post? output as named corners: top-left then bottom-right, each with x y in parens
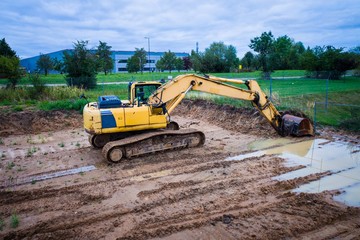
top-left (313, 102), bottom-right (317, 134)
top-left (269, 76), bottom-right (273, 101)
top-left (325, 72), bottom-right (331, 111)
top-left (102, 77), bottom-right (104, 95)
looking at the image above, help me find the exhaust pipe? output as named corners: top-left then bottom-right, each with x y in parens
top-left (280, 114), bottom-right (314, 137)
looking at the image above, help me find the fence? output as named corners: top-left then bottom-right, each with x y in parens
top-left (260, 77), bottom-right (360, 132)
top-left (313, 102), bottom-right (360, 132)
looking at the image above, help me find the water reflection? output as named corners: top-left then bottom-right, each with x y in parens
top-left (227, 139), bottom-right (360, 207)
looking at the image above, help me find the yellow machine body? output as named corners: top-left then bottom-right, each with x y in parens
top-left (83, 81), bottom-right (167, 135)
top-left (83, 104), bottom-right (167, 135)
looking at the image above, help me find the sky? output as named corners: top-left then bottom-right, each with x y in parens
top-left (1, 0), bottom-right (359, 59)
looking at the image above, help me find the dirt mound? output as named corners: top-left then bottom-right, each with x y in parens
top-left (0, 110), bottom-right (82, 136)
top-left (174, 99), bottom-right (278, 137)
top-left (0, 100), bottom-right (279, 138)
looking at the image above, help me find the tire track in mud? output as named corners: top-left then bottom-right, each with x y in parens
top-left (3, 152), bottom-right (358, 240)
top-left (1, 155), bottom-right (283, 238)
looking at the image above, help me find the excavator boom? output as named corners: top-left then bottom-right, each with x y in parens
top-left (148, 74), bottom-right (313, 136)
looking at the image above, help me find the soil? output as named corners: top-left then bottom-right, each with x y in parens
top-left (0, 100), bottom-right (359, 239)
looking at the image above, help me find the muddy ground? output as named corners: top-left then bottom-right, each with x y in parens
top-left (0, 100), bottom-right (359, 239)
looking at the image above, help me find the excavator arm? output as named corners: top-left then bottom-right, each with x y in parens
top-left (148, 74), bottom-right (313, 136)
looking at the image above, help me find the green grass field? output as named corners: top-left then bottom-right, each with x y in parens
top-left (0, 70), bottom-right (307, 85)
top-left (1, 70), bottom-right (359, 130)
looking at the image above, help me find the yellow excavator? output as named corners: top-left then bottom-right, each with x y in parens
top-left (83, 74), bottom-right (313, 163)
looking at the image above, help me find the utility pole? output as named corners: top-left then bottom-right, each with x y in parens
top-left (144, 37), bottom-right (151, 73)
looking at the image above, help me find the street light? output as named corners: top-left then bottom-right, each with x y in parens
top-left (144, 37), bottom-right (150, 73)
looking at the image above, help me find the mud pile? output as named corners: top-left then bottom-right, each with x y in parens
top-left (174, 99), bottom-right (278, 137)
top-left (0, 110), bottom-right (82, 136)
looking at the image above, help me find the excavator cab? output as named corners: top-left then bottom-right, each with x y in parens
top-left (129, 82), bottom-right (162, 105)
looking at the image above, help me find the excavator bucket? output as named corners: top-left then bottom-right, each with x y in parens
top-left (281, 114), bottom-right (314, 137)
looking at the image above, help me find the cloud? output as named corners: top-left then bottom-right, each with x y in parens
top-left (0, 0), bottom-right (359, 59)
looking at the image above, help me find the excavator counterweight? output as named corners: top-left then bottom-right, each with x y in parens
top-left (83, 74), bottom-right (314, 163)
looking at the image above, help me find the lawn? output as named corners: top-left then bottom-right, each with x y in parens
top-left (1, 70), bottom-right (359, 130)
top-left (0, 70), bottom-right (308, 85)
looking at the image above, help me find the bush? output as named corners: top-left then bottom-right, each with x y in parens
top-left (0, 56), bottom-right (22, 88)
top-left (27, 73), bottom-right (45, 99)
top-left (38, 99), bottom-right (87, 111)
top-left (0, 86), bottom-right (84, 103)
top-left (28, 73), bottom-right (45, 93)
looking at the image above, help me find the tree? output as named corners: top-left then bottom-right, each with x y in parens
top-left (36, 53), bottom-right (54, 76)
top-left (0, 55), bottom-right (21, 88)
top-left (127, 56), bottom-right (140, 73)
top-left (175, 58), bottom-right (184, 72)
top-left (300, 45), bottom-right (357, 79)
top-left (0, 38), bottom-right (21, 88)
top-left (199, 42), bottom-right (240, 73)
top-left (62, 40), bottom-right (97, 89)
top-left (155, 58), bottom-right (164, 72)
top-left (249, 31), bottom-right (275, 78)
top-left (288, 41), bottom-right (305, 69)
top-left (190, 50), bottom-right (202, 73)
top-left (271, 35), bottom-right (293, 70)
top-left (53, 58), bottom-right (64, 73)
top-left (300, 47), bottom-right (319, 73)
top-left (127, 48), bottom-right (146, 73)
top-left (96, 41), bottom-right (113, 75)
top-left (0, 38), bottom-right (16, 57)
top-left (202, 42), bottom-right (227, 73)
top-left (158, 50), bottom-right (177, 73)
top-left (240, 51), bottom-right (254, 71)
top-left (183, 56), bottom-right (192, 71)
top-left (350, 46), bottom-right (360, 76)
top-left (225, 45), bottom-right (240, 72)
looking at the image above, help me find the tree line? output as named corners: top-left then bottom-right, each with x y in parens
top-left (1, 32), bottom-right (360, 89)
top-left (242, 31), bottom-right (359, 79)
top-left (0, 39), bottom-right (114, 88)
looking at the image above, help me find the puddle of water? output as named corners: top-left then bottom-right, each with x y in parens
top-left (226, 139), bottom-right (314, 161)
top-left (1, 165), bottom-right (96, 188)
top-left (227, 139), bottom-right (360, 207)
top-left (333, 182), bottom-right (360, 207)
top-left (248, 138), bottom-right (296, 151)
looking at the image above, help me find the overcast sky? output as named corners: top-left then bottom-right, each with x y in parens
top-left (1, 0), bottom-right (359, 59)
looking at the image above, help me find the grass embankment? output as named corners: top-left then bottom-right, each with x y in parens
top-left (0, 84), bottom-right (128, 112)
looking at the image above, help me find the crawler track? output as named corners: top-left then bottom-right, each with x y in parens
top-left (102, 129), bottom-right (205, 163)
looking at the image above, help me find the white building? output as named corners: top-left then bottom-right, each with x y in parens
top-left (113, 51), bottom-right (189, 73)
top-left (20, 50), bottom-right (189, 74)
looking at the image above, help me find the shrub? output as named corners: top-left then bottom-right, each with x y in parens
top-left (38, 99), bottom-right (87, 111)
top-left (10, 214), bottom-right (19, 228)
top-left (28, 73), bottom-right (45, 97)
